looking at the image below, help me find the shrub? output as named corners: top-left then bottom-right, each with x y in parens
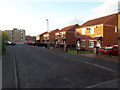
top-left (2, 43), bottom-right (6, 54)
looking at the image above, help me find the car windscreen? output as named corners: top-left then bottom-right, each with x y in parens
top-left (105, 47), bottom-right (113, 49)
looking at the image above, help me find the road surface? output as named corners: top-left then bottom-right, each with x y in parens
top-left (2, 44), bottom-right (119, 88)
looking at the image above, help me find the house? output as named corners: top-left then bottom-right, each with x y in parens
top-left (75, 13), bottom-right (118, 52)
top-left (49, 29), bottom-right (59, 45)
top-left (36, 32), bottom-right (48, 45)
top-left (55, 24), bottom-right (79, 49)
top-left (41, 29), bottom-right (59, 44)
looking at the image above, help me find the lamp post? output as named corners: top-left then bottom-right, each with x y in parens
top-left (46, 19), bottom-right (49, 32)
top-left (46, 19), bottom-right (49, 49)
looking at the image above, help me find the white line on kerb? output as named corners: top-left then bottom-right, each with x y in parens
top-left (86, 78), bottom-right (119, 88)
top-left (45, 49), bottom-right (118, 74)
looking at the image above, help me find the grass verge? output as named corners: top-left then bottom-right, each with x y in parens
top-left (68, 49), bottom-right (93, 54)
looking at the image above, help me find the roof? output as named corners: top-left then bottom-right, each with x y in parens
top-left (48, 29), bottom-right (59, 34)
top-left (37, 32), bottom-right (48, 36)
top-left (60, 24), bottom-right (79, 32)
top-left (78, 13), bottom-right (118, 28)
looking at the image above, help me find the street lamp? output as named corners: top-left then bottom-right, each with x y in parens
top-left (46, 19), bottom-right (49, 49)
top-left (46, 19), bottom-right (49, 32)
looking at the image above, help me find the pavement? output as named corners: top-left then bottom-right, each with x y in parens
top-left (2, 44), bottom-right (119, 88)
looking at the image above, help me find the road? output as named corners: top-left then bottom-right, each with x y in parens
top-left (2, 44), bottom-right (119, 88)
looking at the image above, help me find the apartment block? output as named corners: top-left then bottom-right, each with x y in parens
top-left (5, 28), bottom-right (26, 44)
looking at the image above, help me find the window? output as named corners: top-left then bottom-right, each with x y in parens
top-left (115, 27), bottom-right (117, 32)
top-left (81, 40), bottom-right (85, 47)
top-left (81, 28), bottom-right (86, 35)
top-left (61, 33), bottom-right (63, 37)
top-left (89, 27), bottom-right (94, 34)
top-left (89, 40), bottom-right (94, 48)
top-left (61, 41), bottom-right (63, 44)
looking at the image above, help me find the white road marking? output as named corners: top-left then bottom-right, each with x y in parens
top-left (39, 48), bottom-right (118, 74)
top-left (86, 78), bottom-right (119, 88)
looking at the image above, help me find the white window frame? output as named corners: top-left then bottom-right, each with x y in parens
top-left (81, 28), bottom-right (86, 35)
top-left (81, 40), bottom-right (85, 47)
top-left (115, 26), bottom-right (117, 32)
top-left (89, 27), bottom-right (94, 34)
top-left (89, 40), bottom-right (94, 48)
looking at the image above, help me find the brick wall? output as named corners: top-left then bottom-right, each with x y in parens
top-left (103, 25), bottom-right (118, 46)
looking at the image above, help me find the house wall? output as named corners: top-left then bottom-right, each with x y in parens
top-left (66, 31), bottom-right (76, 46)
top-left (40, 35), bottom-right (44, 43)
top-left (75, 24), bottom-right (103, 51)
top-left (49, 30), bottom-right (59, 44)
top-left (103, 25), bottom-right (118, 46)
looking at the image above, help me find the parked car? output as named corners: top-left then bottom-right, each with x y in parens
top-left (99, 45), bottom-right (118, 56)
top-left (28, 41), bottom-right (36, 45)
top-left (5, 41), bottom-right (16, 45)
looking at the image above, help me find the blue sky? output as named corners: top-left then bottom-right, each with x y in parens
top-left (0, 0), bottom-right (118, 36)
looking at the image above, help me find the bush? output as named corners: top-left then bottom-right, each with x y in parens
top-left (2, 43), bottom-right (6, 54)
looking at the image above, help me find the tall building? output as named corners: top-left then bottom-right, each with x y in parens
top-left (5, 28), bottom-right (25, 44)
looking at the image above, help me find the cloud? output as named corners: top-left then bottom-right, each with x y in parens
top-left (92, 0), bottom-right (119, 19)
top-left (1, 0), bottom-right (119, 36)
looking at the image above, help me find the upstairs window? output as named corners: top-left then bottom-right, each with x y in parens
top-left (61, 33), bottom-right (63, 37)
top-left (81, 28), bottom-right (86, 35)
top-left (89, 27), bottom-right (94, 34)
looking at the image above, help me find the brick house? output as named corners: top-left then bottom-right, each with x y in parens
top-left (49, 29), bottom-right (59, 45)
top-left (55, 24), bottom-right (79, 49)
top-left (75, 13), bottom-right (118, 52)
top-left (36, 32), bottom-right (48, 45)
top-left (42, 29), bottom-right (59, 44)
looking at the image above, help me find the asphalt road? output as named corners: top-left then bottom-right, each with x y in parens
top-left (2, 44), bottom-right (120, 88)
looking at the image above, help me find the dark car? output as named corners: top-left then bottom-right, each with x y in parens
top-left (99, 45), bottom-right (118, 56)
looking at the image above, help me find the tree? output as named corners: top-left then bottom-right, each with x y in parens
top-left (0, 30), bottom-right (9, 43)
top-left (0, 30), bottom-right (10, 54)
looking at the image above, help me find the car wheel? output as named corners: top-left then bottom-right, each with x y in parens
top-left (108, 52), bottom-right (112, 56)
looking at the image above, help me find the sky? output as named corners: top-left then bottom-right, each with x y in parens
top-left (0, 0), bottom-right (119, 36)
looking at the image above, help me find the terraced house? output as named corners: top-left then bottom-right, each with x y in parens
top-left (75, 13), bottom-right (118, 52)
top-left (55, 24), bottom-right (79, 49)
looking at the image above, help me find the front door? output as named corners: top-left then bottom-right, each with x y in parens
top-left (96, 41), bottom-right (101, 48)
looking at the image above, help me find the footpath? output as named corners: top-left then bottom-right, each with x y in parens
top-left (2, 47), bottom-right (16, 88)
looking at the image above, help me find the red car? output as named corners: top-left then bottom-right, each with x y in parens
top-left (99, 45), bottom-right (118, 56)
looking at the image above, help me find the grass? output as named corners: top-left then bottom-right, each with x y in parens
top-left (68, 49), bottom-right (93, 54)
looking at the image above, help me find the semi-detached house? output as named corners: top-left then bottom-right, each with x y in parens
top-left (75, 13), bottom-right (118, 52)
top-left (55, 24), bottom-right (79, 48)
